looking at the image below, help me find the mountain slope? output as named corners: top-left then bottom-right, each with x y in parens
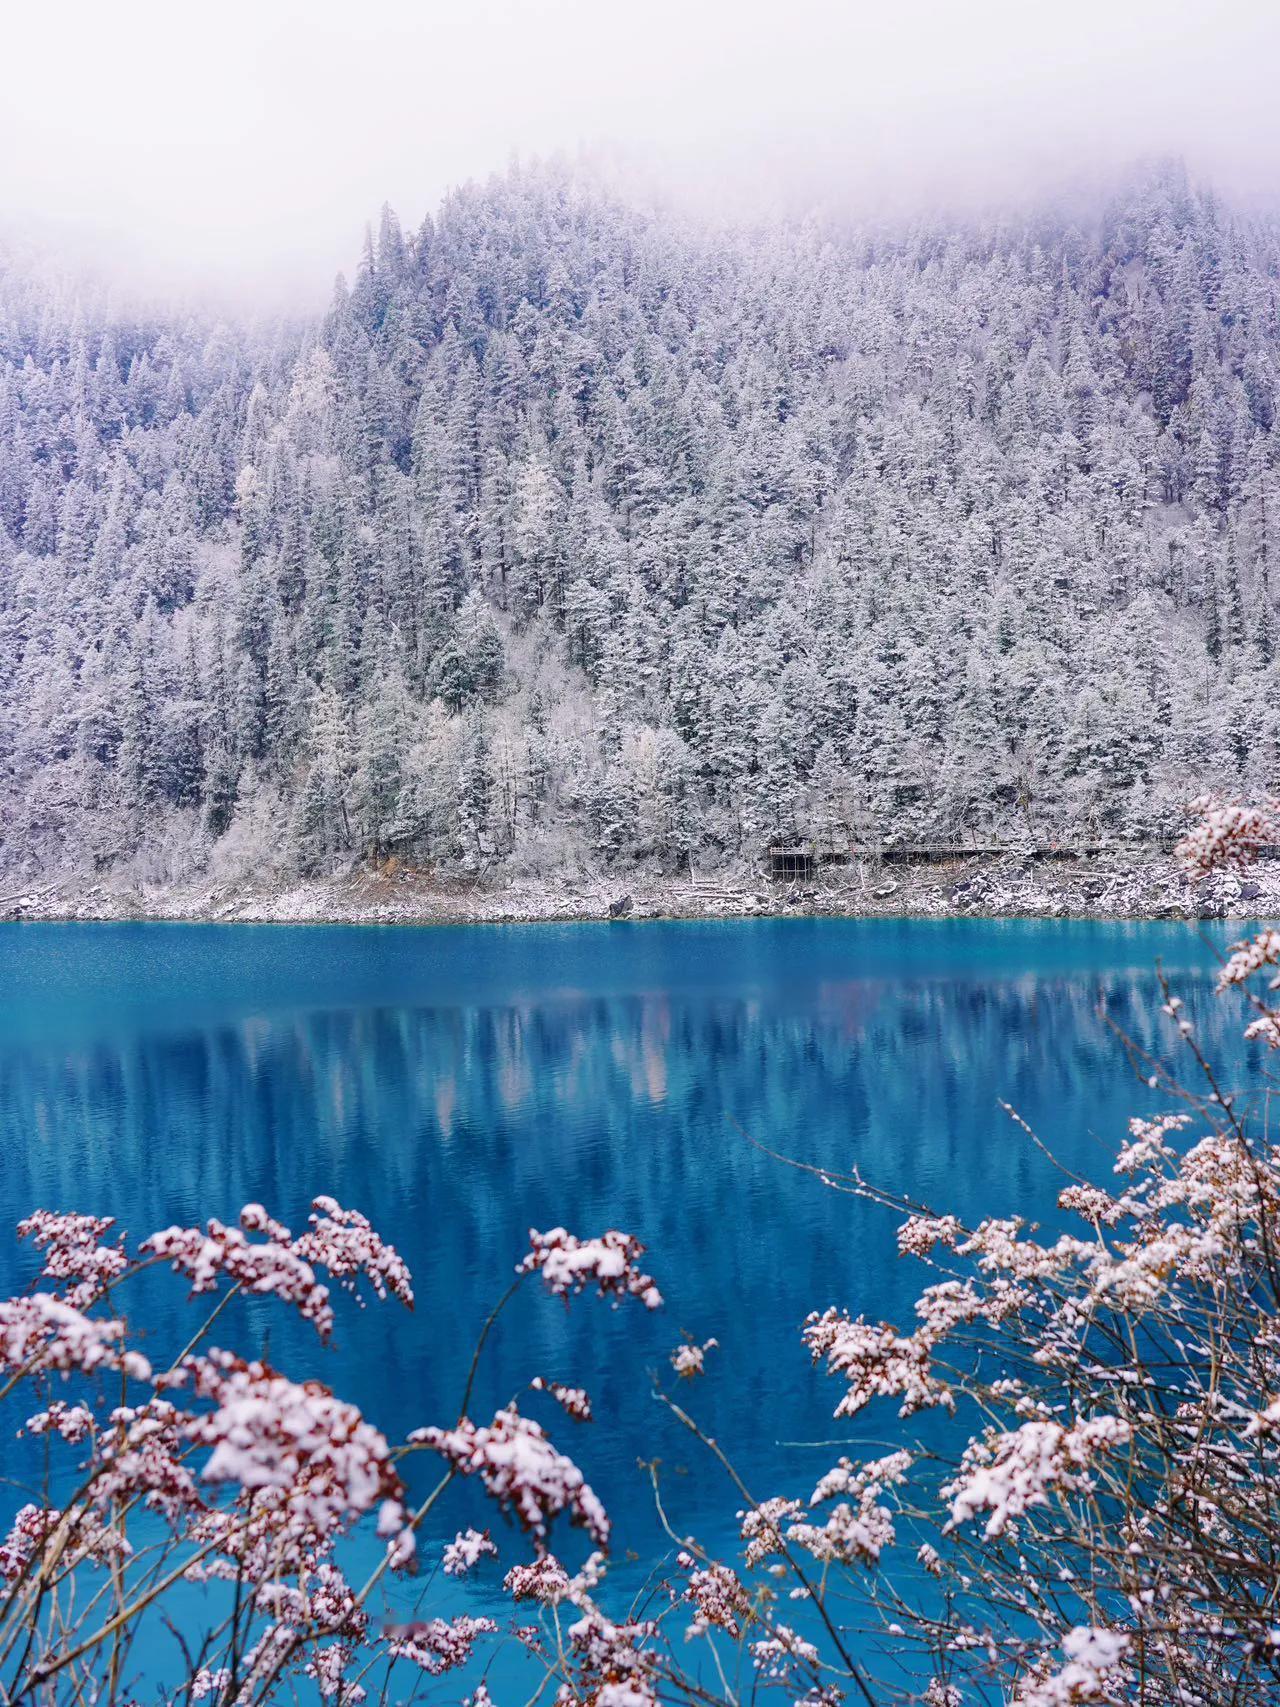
top-left (1, 161), bottom-right (1277, 884)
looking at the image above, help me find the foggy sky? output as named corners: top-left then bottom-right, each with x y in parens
top-left (4, 0), bottom-right (1279, 309)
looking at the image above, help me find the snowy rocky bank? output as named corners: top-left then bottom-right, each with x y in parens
top-left (2, 852), bottom-right (1276, 928)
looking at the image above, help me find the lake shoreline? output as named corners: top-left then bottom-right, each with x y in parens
top-left (2, 851), bottom-right (1273, 927)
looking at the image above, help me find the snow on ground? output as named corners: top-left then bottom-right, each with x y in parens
top-left (3, 854), bottom-right (1275, 928)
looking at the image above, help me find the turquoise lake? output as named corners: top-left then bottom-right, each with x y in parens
top-left (0, 918), bottom-right (1263, 1660)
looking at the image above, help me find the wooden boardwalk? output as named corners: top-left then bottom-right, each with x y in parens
top-left (763, 838), bottom-right (1280, 880)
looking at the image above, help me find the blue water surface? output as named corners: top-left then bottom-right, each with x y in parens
top-left (0, 918), bottom-right (1264, 1686)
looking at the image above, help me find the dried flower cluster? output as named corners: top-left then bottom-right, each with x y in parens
top-left (413, 1404), bottom-right (610, 1549)
top-left (141, 1207), bottom-right (336, 1336)
top-left (518, 1227), bottom-right (663, 1309)
top-left (293, 1196), bottom-right (415, 1309)
top-left (670, 1337), bottom-right (718, 1378)
top-left (1174, 795), bottom-right (1279, 875)
top-left (184, 1353), bottom-right (404, 1550)
top-left (442, 1526), bottom-right (498, 1575)
top-left (676, 1553), bottom-right (752, 1637)
top-left (385, 1614), bottom-right (496, 1675)
top-left (17, 1210), bottom-right (127, 1307)
top-left (504, 1552), bottom-right (571, 1603)
top-left (0, 1292), bottom-right (150, 1382)
top-left (530, 1374), bottom-right (594, 1421)
top-left (0, 1196), bottom-right (657, 1704)
top-left (802, 1308), bottom-right (953, 1418)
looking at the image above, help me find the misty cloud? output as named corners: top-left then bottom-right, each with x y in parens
top-left (3, 0), bottom-right (1279, 305)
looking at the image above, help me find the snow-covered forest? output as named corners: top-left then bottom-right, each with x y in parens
top-left (1, 160), bottom-right (1276, 885)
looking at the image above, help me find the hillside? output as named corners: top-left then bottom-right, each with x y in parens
top-left (1, 161), bottom-right (1276, 888)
